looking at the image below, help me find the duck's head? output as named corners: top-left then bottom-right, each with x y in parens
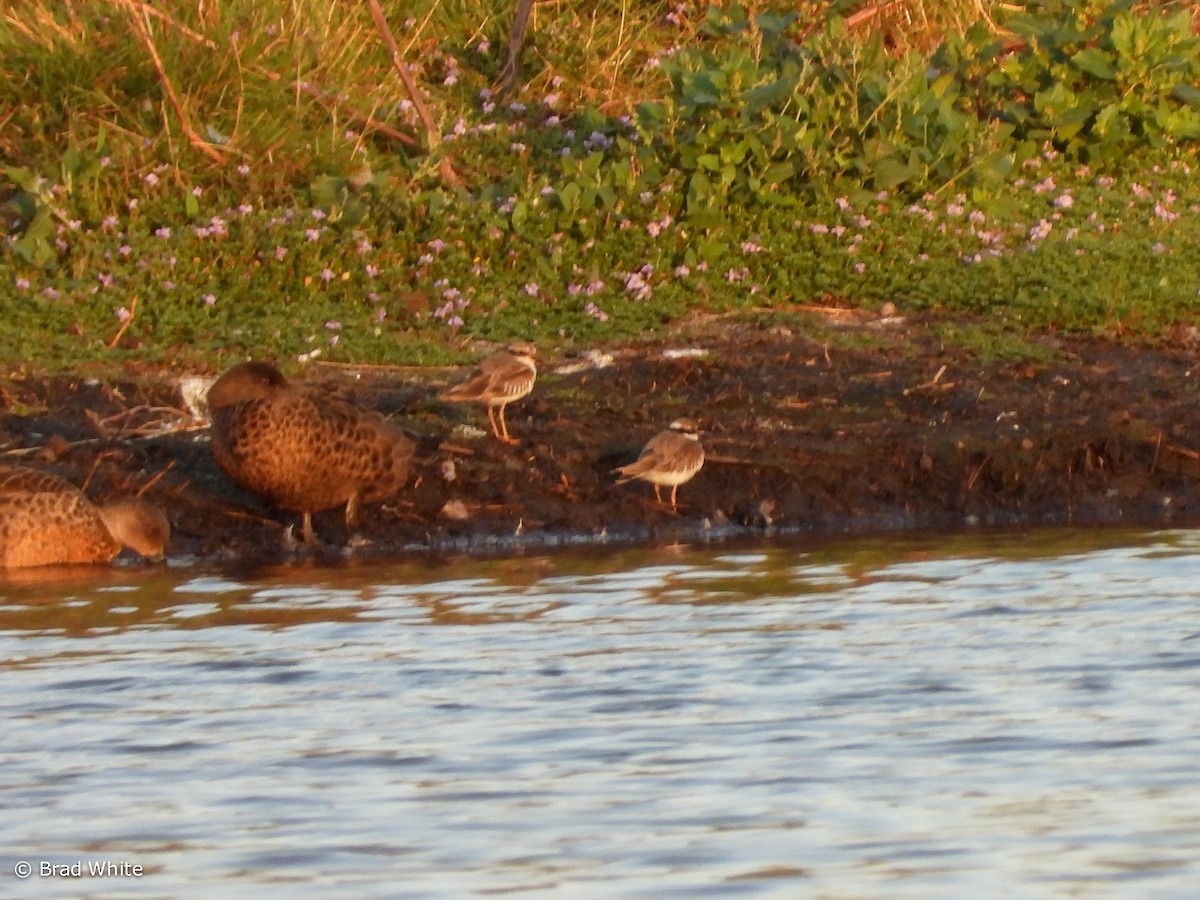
top-left (206, 361), bottom-right (288, 412)
top-left (98, 497), bottom-right (171, 560)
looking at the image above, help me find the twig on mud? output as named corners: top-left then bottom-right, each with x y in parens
top-left (0, 407), bottom-right (203, 459)
top-left (964, 455), bottom-right (991, 492)
top-left (1164, 442), bottom-right (1200, 461)
top-left (777, 397), bottom-right (838, 410)
top-left (904, 364), bottom-right (955, 395)
top-left (91, 405), bottom-right (202, 441)
top-left (794, 304), bottom-right (862, 318)
top-left (438, 442), bottom-right (477, 457)
top-left (136, 461), bottom-right (175, 497)
top-left (309, 359), bottom-right (459, 376)
top-left (78, 453), bottom-right (108, 493)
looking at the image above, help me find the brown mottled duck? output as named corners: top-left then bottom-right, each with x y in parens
top-left (207, 361), bottom-right (416, 543)
top-left (0, 466), bottom-right (170, 567)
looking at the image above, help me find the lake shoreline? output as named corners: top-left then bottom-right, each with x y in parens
top-left (4, 309), bottom-right (1200, 566)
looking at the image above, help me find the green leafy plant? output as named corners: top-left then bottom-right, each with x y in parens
top-left (936, 0), bottom-right (1200, 161)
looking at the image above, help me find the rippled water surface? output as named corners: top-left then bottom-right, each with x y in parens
top-left (4, 529), bottom-right (1200, 897)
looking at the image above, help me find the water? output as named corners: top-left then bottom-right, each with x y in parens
top-left (3, 529), bottom-right (1200, 897)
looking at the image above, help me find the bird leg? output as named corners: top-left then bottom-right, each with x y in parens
top-left (493, 404), bottom-right (518, 445)
top-left (345, 492), bottom-right (360, 529)
top-left (301, 512), bottom-right (318, 545)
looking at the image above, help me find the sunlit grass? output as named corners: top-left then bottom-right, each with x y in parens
top-left (3, 1), bottom-right (1200, 374)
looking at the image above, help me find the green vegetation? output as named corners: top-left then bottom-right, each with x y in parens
top-left (2, 0), bottom-right (1199, 374)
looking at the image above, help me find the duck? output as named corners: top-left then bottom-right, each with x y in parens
top-left (0, 465), bottom-right (170, 567)
top-left (613, 419), bottom-right (705, 510)
top-left (439, 342), bottom-right (537, 444)
top-left (206, 361), bottom-right (416, 543)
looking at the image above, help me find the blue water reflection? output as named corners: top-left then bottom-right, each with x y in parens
top-left (3, 529), bottom-right (1200, 895)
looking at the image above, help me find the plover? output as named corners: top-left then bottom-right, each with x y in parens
top-left (613, 418), bottom-right (705, 510)
top-left (207, 361), bottom-right (416, 543)
top-left (440, 342), bottom-right (537, 444)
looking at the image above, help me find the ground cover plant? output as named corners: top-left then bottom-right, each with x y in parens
top-left (2, 0), bottom-right (1199, 375)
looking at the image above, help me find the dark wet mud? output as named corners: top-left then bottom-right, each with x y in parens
top-left (4, 310), bottom-right (1200, 566)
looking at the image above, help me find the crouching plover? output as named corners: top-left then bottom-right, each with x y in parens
top-left (613, 418), bottom-right (705, 510)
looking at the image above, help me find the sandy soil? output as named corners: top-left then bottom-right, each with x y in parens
top-left (4, 309), bottom-right (1200, 566)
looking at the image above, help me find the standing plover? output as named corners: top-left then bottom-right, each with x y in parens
top-left (440, 343), bottom-right (537, 444)
top-left (207, 361), bottom-right (416, 543)
top-left (613, 418), bottom-right (705, 510)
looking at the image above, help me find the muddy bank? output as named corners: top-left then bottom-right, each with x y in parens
top-left (4, 310), bottom-right (1200, 566)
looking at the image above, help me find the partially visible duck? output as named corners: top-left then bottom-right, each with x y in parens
top-left (0, 465), bottom-right (170, 567)
top-left (207, 361), bottom-right (416, 543)
top-left (440, 343), bottom-right (537, 444)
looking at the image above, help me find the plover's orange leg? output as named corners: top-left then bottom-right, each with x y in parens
top-left (301, 511), bottom-right (318, 544)
top-left (496, 404), bottom-right (518, 444)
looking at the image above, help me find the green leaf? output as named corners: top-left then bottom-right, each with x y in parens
top-left (698, 238), bottom-right (726, 264)
top-left (760, 160), bottom-right (795, 186)
top-left (581, 152), bottom-right (604, 178)
top-left (1072, 48), bottom-right (1116, 79)
top-left (870, 156), bottom-right (917, 190)
top-left (687, 171), bottom-right (713, 212)
top-left (610, 158), bottom-right (633, 188)
top-left (744, 76), bottom-right (795, 114)
top-left (511, 200), bottom-right (528, 228)
top-left (754, 11), bottom-right (798, 41)
top-left (719, 141), bottom-right (749, 165)
top-left (1173, 83), bottom-right (1200, 109)
top-left (557, 181), bottom-right (581, 214)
